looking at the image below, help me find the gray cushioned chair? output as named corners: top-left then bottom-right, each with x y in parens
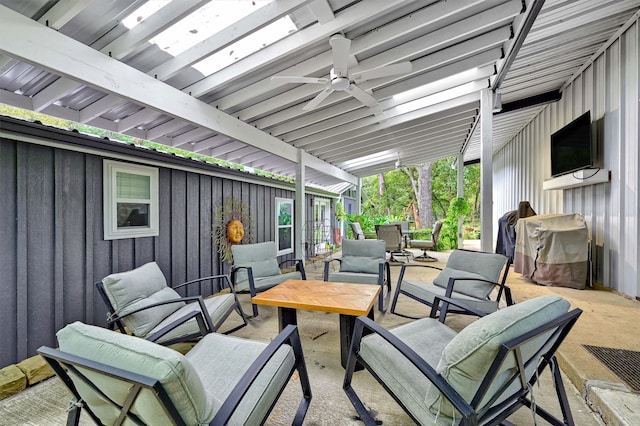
top-left (96, 262), bottom-right (247, 345)
top-left (39, 321), bottom-right (311, 426)
top-left (231, 241), bottom-right (306, 317)
top-left (391, 249), bottom-right (512, 319)
top-left (324, 239), bottom-right (391, 312)
top-left (344, 295), bottom-right (582, 426)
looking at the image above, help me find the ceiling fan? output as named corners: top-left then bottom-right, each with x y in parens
top-left (271, 34), bottom-right (412, 111)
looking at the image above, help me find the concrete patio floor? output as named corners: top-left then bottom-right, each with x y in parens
top-left (1, 242), bottom-right (638, 425)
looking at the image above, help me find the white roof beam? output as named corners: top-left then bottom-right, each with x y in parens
top-left (117, 108), bottom-right (159, 133)
top-left (79, 95), bottom-right (126, 123)
top-left (171, 128), bottom-right (214, 148)
top-left (184, 0), bottom-right (410, 98)
top-left (31, 78), bottom-right (80, 112)
top-left (151, 0), bottom-right (314, 81)
top-left (38, 0), bottom-right (93, 29)
top-left (308, 0), bottom-right (334, 24)
top-left (0, 6), bottom-right (356, 185)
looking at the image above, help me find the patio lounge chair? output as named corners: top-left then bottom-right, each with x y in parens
top-left (343, 295), bottom-right (583, 425)
top-left (96, 262), bottom-right (247, 345)
top-left (324, 239), bottom-right (391, 312)
top-left (350, 222), bottom-right (365, 240)
top-left (231, 241), bottom-right (306, 317)
top-left (375, 223), bottom-right (412, 263)
top-left (390, 249), bottom-right (512, 319)
top-left (410, 220), bottom-right (443, 262)
top-left (39, 321), bottom-right (312, 426)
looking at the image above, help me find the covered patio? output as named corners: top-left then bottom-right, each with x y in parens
top-left (1, 0), bottom-right (640, 424)
top-left (1, 245), bottom-right (638, 424)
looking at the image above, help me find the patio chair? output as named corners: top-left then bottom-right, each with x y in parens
top-left (96, 262), bottom-right (247, 345)
top-left (390, 249), bottom-right (512, 319)
top-left (231, 241), bottom-right (306, 317)
top-left (375, 223), bottom-right (412, 263)
top-left (324, 239), bottom-right (391, 312)
top-left (344, 295), bottom-right (583, 426)
top-left (410, 220), bottom-right (443, 262)
top-left (350, 222), bottom-right (365, 240)
top-left (39, 321), bottom-right (311, 426)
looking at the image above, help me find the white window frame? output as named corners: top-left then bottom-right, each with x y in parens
top-left (103, 159), bottom-right (159, 240)
top-left (275, 197), bottom-right (294, 256)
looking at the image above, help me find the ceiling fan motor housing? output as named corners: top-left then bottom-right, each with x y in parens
top-left (330, 68), bottom-right (350, 91)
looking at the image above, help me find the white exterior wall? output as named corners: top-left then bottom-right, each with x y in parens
top-left (494, 19), bottom-right (640, 298)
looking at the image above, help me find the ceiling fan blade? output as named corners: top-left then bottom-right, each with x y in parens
top-left (351, 61), bottom-right (413, 81)
top-left (346, 84), bottom-right (378, 107)
top-left (329, 34), bottom-right (351, 77)
top-left (303, 87), bottom-right (334, 111)
top-left (271, 76), bottom-right (328, 84)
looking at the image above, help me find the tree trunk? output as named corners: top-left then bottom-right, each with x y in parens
top-left (418, 162), bottom-right (433, 229)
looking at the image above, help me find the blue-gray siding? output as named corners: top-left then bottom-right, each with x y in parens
top-left (0, 128), bottom-right (314, 367)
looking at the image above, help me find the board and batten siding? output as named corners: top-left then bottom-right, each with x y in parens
top-left (0, 128), bottom-right (307, 367)
top-left (493, 18), bottom-right (640, 298)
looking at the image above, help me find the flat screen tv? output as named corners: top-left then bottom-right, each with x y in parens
top-left (550, 111), bottom-right (593, 177)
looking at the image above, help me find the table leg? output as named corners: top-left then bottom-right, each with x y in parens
top-left (278, 307), bottom-right (297, 331)
top-left (339, 308), bottom-right (374, 370)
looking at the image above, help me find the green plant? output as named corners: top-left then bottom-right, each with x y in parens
top-left (438, 197), bottom-right (471, 250)
top-left (335, 202), bottom-right (347, 222)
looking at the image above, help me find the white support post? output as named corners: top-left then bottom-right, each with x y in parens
top-left (457, 153), bottom-right (465, 249)
top-left (295, 149), bottom-right (305, 259)
top-left (480, 89), bottom-right (494, 252)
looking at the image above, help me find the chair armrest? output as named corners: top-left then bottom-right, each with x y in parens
top-left (323, 258), bottom-right (342, 281)
top-left (429, 295), bottom-right (488, 323)
top-left (279, 258), bottom-right (307, 279)
top-left (146, 309), bottom-right (209, 342)
top-left (174, 274), bottom-right (239, 296)
top-left (108, 295), bottom-right (214, 335)
top-left (213, 324), bottom-right (312, 424)
top-left (346, 316), bottom-right (475, 419)
top-left (444, 276), bottom-right (500, 297)
top-left (397, 263), bottom-right (443, 283)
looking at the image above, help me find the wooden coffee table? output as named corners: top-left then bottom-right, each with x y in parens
top-left (252, 279), bottom-right (380, 368)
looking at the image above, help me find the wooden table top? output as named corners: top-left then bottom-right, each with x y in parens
top-left (252, 279), bottom-right (380, 317)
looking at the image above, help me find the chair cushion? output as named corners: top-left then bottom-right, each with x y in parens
top-left (424, 295), bottom-right (571, 418)
top-left (57, 321), bottom-right (213, 425)
top-left (187, 333), bottom-right (295, 425)
top-left (445, 250), bottom-right (506, 282)
top-left (401, 280), bottom-right (499, 314)
top-left (432, 268), bottom-right (495, 299)
top-left (102, 262), bottom-right (185, 337)
top-left (341, 256), bottom-right (381, 274)
top-left (359, 318), bottom-right (458, 425)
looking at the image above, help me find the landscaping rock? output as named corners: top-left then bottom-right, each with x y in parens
top-left (0, 365), bottom-right (26, 400)
top-left (17, 355), bottom-right (54, 385)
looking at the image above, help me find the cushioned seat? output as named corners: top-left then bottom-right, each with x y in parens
top-left (39, 321), bottom-right (312, 426)
top-left (391, 249), bottom-right (512, 319)
top-left (344, 295), bottom-right (583, 425)
top-left (97, 262), bottom-right (247, 344)
top-left (324, 239), bottom-right (391, 311)
top-left (231, 241), bottom-right (306, 316)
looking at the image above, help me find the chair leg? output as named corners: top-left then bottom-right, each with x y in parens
top-left (550, 356), bottom-right (575, 426)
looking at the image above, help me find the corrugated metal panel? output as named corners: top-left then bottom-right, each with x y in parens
top-left (493, 17), bottom-right (640, 297)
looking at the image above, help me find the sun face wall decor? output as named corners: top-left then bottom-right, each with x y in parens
top-left (213, 197), bottom-right (253, 262)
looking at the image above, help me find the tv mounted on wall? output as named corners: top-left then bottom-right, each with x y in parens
top-left (550, 111), bottom-right (594, 177)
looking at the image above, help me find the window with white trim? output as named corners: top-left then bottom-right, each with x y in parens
top-left (275, 197), bottom-right (294, 255)
top-left (104, 160), bottom-right (159, 240)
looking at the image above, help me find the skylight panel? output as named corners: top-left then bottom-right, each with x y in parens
top-left (192, 15), bottom-right (297, 75)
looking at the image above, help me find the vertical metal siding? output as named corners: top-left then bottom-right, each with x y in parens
top-left (0, 133), bottom-right (302, 367)
top-left (494, 18), bottom-right (640, 296)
